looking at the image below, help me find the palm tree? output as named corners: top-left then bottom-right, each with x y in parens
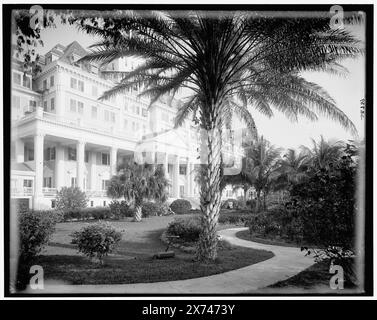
top-left (277, 148), bottom-right (310, 187)
top-left (302, 136), bottom-right (345, 171)
top-left (79, 11), bottom-right (361, 260)
top-left (107, 162), bottom-right (169, 221)
top-left (243, 136), bottom-right (282, 211)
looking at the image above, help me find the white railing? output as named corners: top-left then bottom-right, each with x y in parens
top-left (42, 187), bottom-right (57, 195)
top-left (86, 190), bottom-right (108, 197)
top-left (11, 187), bottom-right (33, 196)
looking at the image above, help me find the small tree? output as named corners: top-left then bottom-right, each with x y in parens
top-left (55, 187), bottom-right (88, 210)
top-left (107, 161), bottom-right (169, 222)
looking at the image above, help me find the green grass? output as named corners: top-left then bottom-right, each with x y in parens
top-left (30, 216), bottom-right (273, 285)
top-left (236, 229), bottom-right (302, 248)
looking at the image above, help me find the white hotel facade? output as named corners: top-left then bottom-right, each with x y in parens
top-left (10, 41), bottom-right (244, 210)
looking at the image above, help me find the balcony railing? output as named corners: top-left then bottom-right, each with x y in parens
top-left (86, 190), bottom-right (108, 197)
top-left (11, 187), bottom-right (33, 196)
top-left (42, 187), bottom-right (57, 195)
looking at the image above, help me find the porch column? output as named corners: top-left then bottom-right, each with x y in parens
top-left (186, 159), bottom-right (191, 197)
top-left (173, 155), bottom-right (179, 198)
top-left (76, 140), bottom-right (85, 190)
top-left (163, 153), bottom-right (169, 177)
top-left (90, 151), bottom-right (97, 190)
top-left (33, 133), bottom-right (44, 209)
top-left (55, 143), bottom-right (65, 190)
top-left (110, 147), bottom-right (118, 177)
top-left (14, 139), bottom-right (24, 163)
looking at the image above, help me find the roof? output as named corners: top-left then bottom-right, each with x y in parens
top-left (11, 162), bottom-right (34, 172)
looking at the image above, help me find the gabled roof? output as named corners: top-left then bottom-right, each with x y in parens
top-left (11, 162), bottom-right (34, 172)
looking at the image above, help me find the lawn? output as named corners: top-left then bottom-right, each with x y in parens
top-left (35, 215), bottom-right (274, 285)
top-left (236, 229), bottom-right (302, 248)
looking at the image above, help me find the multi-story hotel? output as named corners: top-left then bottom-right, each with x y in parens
top-left (10, 41), bottom-right (245, 210)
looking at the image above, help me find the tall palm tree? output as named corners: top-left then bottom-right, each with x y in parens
top-left (244, 136), bottom-right (282, 211)
top-left (107, 162), bottom-right (169, 221)
top-left (302, 136), bottom-right (345, 170)
top-left (79, 10), bottom-right (361, 260)
top-left (277, 148), bottom-right (310, 187)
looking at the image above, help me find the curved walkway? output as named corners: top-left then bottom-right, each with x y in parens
top-left (26, 227), bottom-right (315, 294)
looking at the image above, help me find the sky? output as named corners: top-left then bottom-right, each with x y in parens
top-left (36, 17), bottom-right (366, 151)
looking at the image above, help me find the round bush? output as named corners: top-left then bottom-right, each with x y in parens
top-left (56, 187), bottom-right (88, 210)
top-left (166, 216), bottom-right (202, 242)
top-left (109, 200), bottom-right (133, 219)
top-left (169, 199), bottom-right (192, 215)
top-left (71, 222), bottom-right (122, 264)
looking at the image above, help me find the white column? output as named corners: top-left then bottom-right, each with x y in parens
top-left (186, 159), bottom-right (191, 197)
top-left (33, 133), bottom-right (44, 209)
top-left (163, 153), bottom-right (168, 177)
top-left (173, 155), bottom-right (180, 198)
top-left (110, 147), bottom-right (118, 176)
top-left (76, 140), bottom-right (85, 190)
top-left (56, 68), bottom-right (65, 116)
top-left (55, 144), bottom-right (65, 190)
top-left (14, 139), bottom-right (24, 163)
top-left (90, 151), bottom-right (97, 190)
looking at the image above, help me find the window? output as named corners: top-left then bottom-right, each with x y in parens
top-left (179, 164), bottom-right (187, 175)
top-left (29, 100), bottom-right (36, 112)
top-left (68, 147), bottom-right (77, 161)
top-left (110, 112), bottom-right (115, 123)
top-left (13, 72), bottom-right (21, 85)
top-left (85, 151), bottom-right (89, 163)
top-left (92, 85), bottom-right (98, 96)
top-left (50, 76), bottom-right (54, 87)
top-left (142, 108), bottom-right (148, 117)
top-left (90, 201), bottom-right (94, 207)
top-left (78, 80), bottom-right (84, 92)
top-left (51, 200), bottom-right (56, 209)
top-left (71, 177), bottom-right (77, 187)
top-left (101, 153), bottom-right (110, 165)
top-left (180, 186), bottom-right (185, 198)
top-left (23, 179), bottom-right (33, 188)
top-left (104, 110), bottom-right (109, 121)
top-left (78, 101), bottom-right (84, 114)
top-left (43, 79), bottom-right (47, 90)
top-left (24, 146), bottom-right (34, 161)
top-left (91, 106), bottom-right (97, 118)
top-left (70, 77), bottom-right (77, 89)
top-left (70, 99), bottom-right (76, 112)
top-left (103, 201), bottom-right (107, 206)
top-left (50, 98), bottom-right (55, 111)
top-left (102, 180), bottom-right (110, 190)
top-left (43, 101), bottom-right (48, 111)
top-left (44, 147), bottom-right (56, 161)
top-left (43, 177), bottom-right (52, 188)
top-left (23, 75), bottom-right (31, 88)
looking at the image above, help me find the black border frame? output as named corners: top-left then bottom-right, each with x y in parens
top-left (2, 3), bottom-right (374, 298)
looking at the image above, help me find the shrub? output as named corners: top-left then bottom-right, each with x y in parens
top-left (56, 187), bottom-right (88, 210)
top-left (109, 200), bottom-right (133, 219)
top-left (17, 210), bottom-right (62, 289)
top-left (62, 207), bottom-right (112, 221)
top-left (246, 211), bottom-right (282, 238)
top-left (218, 211), bottom-right (252, 225)
top-left (71, 221), bottom-right (122, 264)
top-left (221, 198), bottom-right (247, 210)
top-left (166, 216), bottom-right (202, 242)
top-left (142, 201), bottom-right (171, 217)
top-left (169, 199), bottom-right (192, 215)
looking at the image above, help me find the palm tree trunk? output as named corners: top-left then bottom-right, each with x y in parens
top-left (134, 204), bottom-right (142, 222)
top-left (196, 112), bottom-right (223, 262)
top-left (256, 190), bottom-right (262, 212)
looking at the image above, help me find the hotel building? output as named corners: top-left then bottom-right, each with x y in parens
top-left (10, 41), bottom-right (245, 210)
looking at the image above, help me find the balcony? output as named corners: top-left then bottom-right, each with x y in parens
top-left (11, 187), bottom-right (33, 197)
top-left (85, 190), bottom-right (108, 197)
top-left (42, 187), bottom-right (57, 196)
top-left (15, 108), bottom-right (141, 141)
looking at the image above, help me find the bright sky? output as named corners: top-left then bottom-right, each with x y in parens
top-left (37, 17), bottom-right (366, 150)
